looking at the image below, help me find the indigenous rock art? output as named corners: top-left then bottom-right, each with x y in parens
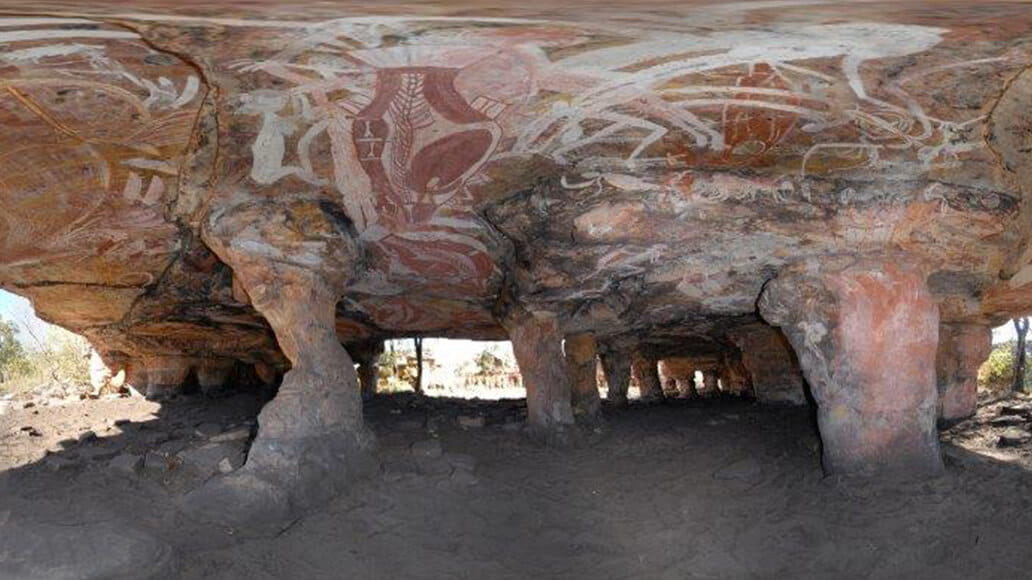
top-left (2, 0), bottom-right (1032, 512)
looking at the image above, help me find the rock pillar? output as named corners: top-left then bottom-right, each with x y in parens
top-left (936, 323), bottom-right (991, 425)
top-left (632, 351), bottom-right (665, 402)
top-left (191, 199), bottom-right (375, 522)
top-left (728, 324), bottom-right (807, 405)
top-left (506, 311), bottom-right (576, 441)
top-left (566, 332), bottom-right (603, 425)
top-left (599, 343), bottom-right (631, 407)
top-left (132, 356), bottom-right (192, 400)
top-left (196, 358), bottom-right (236, 397)
top-left (352, 341), bottom-right (385, 400)
top-left (702, 368), bottom-right (719, 396)
top-left (658, 358), bottom-right (697, 398)
top-left (718, 352), bottom-right (753, 397)
top-left (760, 261), bottom-right (943, 477)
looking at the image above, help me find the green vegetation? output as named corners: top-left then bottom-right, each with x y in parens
top-left (0, 316), bottom-right (91, 394)
top-left (978, 340), bottom-right (1031, 395)
top-left (0, 316), bottom-right (30, 383)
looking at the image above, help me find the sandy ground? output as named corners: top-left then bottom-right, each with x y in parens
top-left (3, 390), bottom-right (1032, 579)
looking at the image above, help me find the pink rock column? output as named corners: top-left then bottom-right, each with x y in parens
top-left (936, 323), bottom-right (991, 424)
top-left (760, 261), bottom-right (943, 477)
top-left (507, 312), bottom-right (577, 440)
top-left (632, 351), bottom-right (665, 402)
top-left (566, 332), bottom-right (603, 424)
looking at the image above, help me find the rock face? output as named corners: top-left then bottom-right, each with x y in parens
top-left (2, 1), bottom-right (1032, 510)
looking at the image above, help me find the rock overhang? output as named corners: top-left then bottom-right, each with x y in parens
top-left (0, 1), bottom-right (1029, 366)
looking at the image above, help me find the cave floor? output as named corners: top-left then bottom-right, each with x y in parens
top-left (3, 391), bottom-right (1032, 579)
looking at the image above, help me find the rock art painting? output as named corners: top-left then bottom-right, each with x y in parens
top-left (0, 1), bottom-right (1029, 387)
top-left (0, 17), bottom-right (202, 291)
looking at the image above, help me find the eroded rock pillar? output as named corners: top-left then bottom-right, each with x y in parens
top-left (191, 199), bottom-right (374, 522)
top-left (352, 341), bottom-right (385, 401)
top-left (632, 351), bottom-right (664, 402)
top-left (599, 344), bottom-right (631, 407)
top-left (728, 324), bottom-right (807, 405)
top-left (132, 356), bottom-right (192, 400)
top-left (937, 323), bottom-right (991, 425)
top-left (659, 358), bottom-right (697, 398)
top-left (506, 312), bottom-right (576, 440)
top-left (195, 358), bottom-right (236, 397)
top-left (566, 332), bottom-right (602, 425)
top-left (760, 261), bottom-right (943, 477)
top-left (702, 368), bottom-right (719, 396)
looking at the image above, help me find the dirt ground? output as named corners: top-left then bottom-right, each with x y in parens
top-left (3, 390), bottom-right (1032, 579)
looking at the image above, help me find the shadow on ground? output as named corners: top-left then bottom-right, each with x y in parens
top-left (3, 391), bottom-right (1032, 579)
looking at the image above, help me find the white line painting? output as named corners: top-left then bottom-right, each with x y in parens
top-left (220, 16), bottom-right (1022, 327)
top-left (233, 18), bottom-right (1016, 205)
top-left (0, 17), bottom-right (202, 275)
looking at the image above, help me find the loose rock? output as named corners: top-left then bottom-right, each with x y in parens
top-left (410, 439), bottom-right (443, 459)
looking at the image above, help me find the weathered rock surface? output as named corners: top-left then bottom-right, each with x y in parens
top-left (0, 517), bottom-right (176, 580)
top-left (2, 0), bottom-right (1032, 507)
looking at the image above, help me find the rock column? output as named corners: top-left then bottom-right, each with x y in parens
top-left (702, 368), bottom-right (719, 396)
top-left (506, 311), bottom-right (576, 441)
top-left (760, 261), bottom-right (943, 477)
top-left (936, 323), bottom-right (991, 425)
top-left (728, 324), bottom-right (807, 405)
top-left (566, 332), bottom-right (603, 425)
top-left (599, 343), bottom-right (631, 407)
top-left (132, 356), bottom-right (192, 400)
top-left (353, 341), bottom-right (385, 400)
top-left (632, 351), bottom-right (665, 402)
top-left (192, 199), bottom-right (375, 522)
top-left (196, 358), bottom-right (236, 397)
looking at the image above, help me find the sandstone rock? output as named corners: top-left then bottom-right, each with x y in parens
top-left (450, 469), bottom-right (479, 486)
top-left (457, 415), bottom-right (485, 429)
top-left (194, 422), bottom-right (223, 438)
top-left (0, 518), bottom-right (175, 580)
top-left (990, 415), bottom-right (1027, 427)
top-left (998, 428), bottom-right (1032, 447)
top-left (217, 457), bottom-right (240, 474)
top-left (44, 456), bottom-right (78, 472)
top-left (180, 443), bottom-right (246, 477)
top-left (411, 439), bottom-right (443, 459)
top-left (999, 404), bottom-right (1032, 417)
top-left (416, 457), bottom-right (454, 477)
top-left (142, 451), bottom-right (170, 474)
top-left (443, 453), bottom-right (477, 473)
top-left (156, 440), bottom-right (187, 457)
top-left (4, 2), bottom-right (1032, 516)
top-left (78, 446), bottom-right (122, 462)
top-left (109, 453), bottom-right (144, 475)
top-left (209, 427), bottom-right (252, 443)
top-left (381, 459), bottom-right (420, 482)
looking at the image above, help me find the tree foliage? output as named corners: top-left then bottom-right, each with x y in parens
top-left (979, 340), bottom-right (1030, 395)
top-left (0, 316), bottom-right (29, 382)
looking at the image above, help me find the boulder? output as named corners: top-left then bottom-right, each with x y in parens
top-left (998, 428), bottom-right (1032, 447)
